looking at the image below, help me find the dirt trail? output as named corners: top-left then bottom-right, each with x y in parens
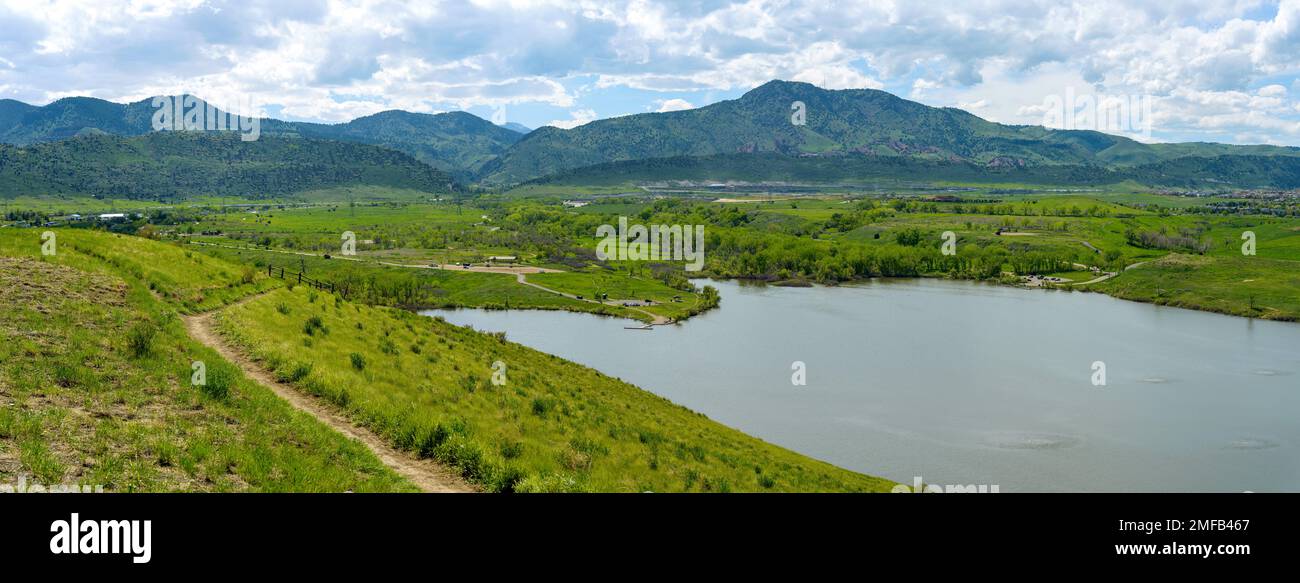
top-left (515, 273), bottom-right (671, 325)
top-left (182, 303), bottom-right (473, 493)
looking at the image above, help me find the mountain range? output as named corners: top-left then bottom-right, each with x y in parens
top-left (0, 96), bottom-right (522, 182)
top-left (478, 81), bottom-right (1300, 185)
top-left (3, 81), bottom-right (1300, 193)
top-left (0, 132), bottom-right (452, 201)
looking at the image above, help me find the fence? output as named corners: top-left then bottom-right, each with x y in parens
top-left (267, 264), bottom-right (335, 294)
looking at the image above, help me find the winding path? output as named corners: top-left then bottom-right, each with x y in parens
top-left (182, 299), bottom-right (473, 493)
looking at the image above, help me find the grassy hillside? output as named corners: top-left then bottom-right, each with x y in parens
top-left (0, 229), bottom-right (414, 492)
top-left (215, 286), bottom-right (892, 492)
top-left (0, 227), bottom-right (888, 492)
top-left (1096, 254), bottom-right (1300, 321)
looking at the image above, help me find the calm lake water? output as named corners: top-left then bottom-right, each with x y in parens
top-left (425, 279), bottom-right (1300, 492)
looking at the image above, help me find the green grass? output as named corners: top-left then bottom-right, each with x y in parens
top-left (1096, 254), bottom-right (1300, 321)
top-left (0, 229), bottom-right (278, 313)
top-left (526, 271), bottom-right (704, 320)
top-left (215, 286), bottom-right (893, 492)
top-left (0, 229), bottom-right (415, 492)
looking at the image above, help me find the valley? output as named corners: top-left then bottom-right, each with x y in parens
top-left (3, 80), bottom-right (1299, 494)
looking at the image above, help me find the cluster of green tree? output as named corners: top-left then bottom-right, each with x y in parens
top-left (704, 228), bottom-right (1074, 282)
top-left (890, 199), bottom-right (1117, 217)
top-left (825, 201), bottom-right (895, 232)
top-left (1124, 228), bottom-right (1212, 254)
top-left (3, 209), bottom-right (49, 222)
top-left (0, 132), bottom-right (453, 201)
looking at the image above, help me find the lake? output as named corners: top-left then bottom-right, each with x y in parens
top-left (425, 278), bottom-right (1300, 492)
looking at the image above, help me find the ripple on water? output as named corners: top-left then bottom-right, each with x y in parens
top-left (1227, 438), bottom-right (1280, 450)
top-left (982, 431), bottom-right (1081, 450)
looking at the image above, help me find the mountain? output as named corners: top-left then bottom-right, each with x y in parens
top-left (264, 110), bottom-right (523, 179)
top-left (500, 122), bottom-right (532, 134)
top-left (478, 80), bottom-right (1300, 185)
top-left (0, 96), bottom-right (158, 144)
top-left (0, 132), bottom-right (452, 201)
top-left (7, 83), bottom-right (1300, 191)
top-left (0, 96), bottom-right (521, 179)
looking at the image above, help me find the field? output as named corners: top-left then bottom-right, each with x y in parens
top-left (167, 188), bottom-right (1300, 323)
top-left (175, 200), bottom-right (716, 323)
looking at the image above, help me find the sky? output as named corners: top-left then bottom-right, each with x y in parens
top-left (2, 0), bottom-right (1300, 145)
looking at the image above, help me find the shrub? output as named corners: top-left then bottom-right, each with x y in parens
top-left (349, 352), bottom-right (366, 371)
top-left (276, 361), bottom-right (313, 383)
top-left (201, 365), bottom-right (233, 401)
top-left (303, 316), bottom-right (327, 336)
top-left (126, 321), bottom-right (158, 358)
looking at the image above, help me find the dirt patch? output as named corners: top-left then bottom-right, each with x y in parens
top-left (0, 257), bottom-right (128, 311)
top-left (1151, 253), bottom-right (1214, 268)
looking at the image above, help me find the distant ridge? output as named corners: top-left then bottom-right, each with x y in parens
top-left (0, 132), bottom-right (453, 201)
top-left (4, 82), bottom-right (1300, 190)
top-left (477, 80), bottom-right (1300, 185)
top-left (0, 96), bottom-right (521, 180)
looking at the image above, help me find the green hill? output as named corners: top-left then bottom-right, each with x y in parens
top-left (268, 110), bottom-right (522, 180)
top-left (0, 132), bottom-right (453, 201)
top-left (0, 96), bottom-right (522, 180)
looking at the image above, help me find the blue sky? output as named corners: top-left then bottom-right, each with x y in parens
top-left (2, 0), bottom-right (1300, 145)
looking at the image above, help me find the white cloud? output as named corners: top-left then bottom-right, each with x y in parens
top-left (0, 0), bottom-right (1297, 144)
top-left (654, 98), bottom-right (693, 112)
top-left (544, 108), bottom-right (598, 129)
